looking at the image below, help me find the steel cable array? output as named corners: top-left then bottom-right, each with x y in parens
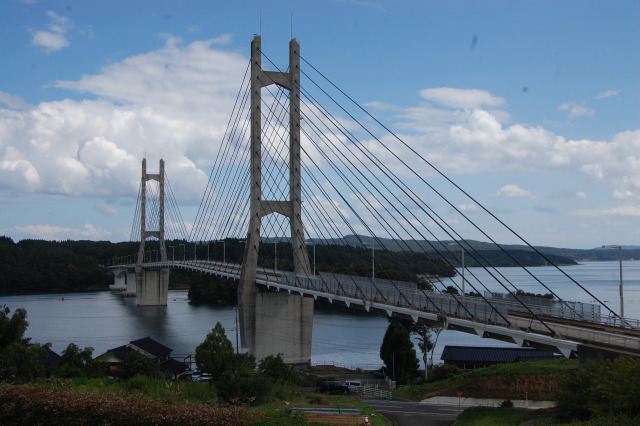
top-left (135, 45), bottom-right (623, 333)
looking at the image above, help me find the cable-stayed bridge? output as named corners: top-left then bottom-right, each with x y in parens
top-left (109, 36), bottom-right (640, 364)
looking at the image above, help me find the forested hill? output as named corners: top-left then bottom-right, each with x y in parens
top-left (0, 237), bottom-right (136, 294)
top-left (339, 235), bottom-right (639, 264)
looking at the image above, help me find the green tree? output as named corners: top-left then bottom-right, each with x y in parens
top-left (589, 357), bottom-right (640, 418)
top-left (444, 285), bottom-right (459, 295)
top-left (410, 319), bottom-right (441, 380)
top-left (195, 322), bottom-right (235, 381)
top-left (56, 343), bottom-right (99, 378)
top-left (0, 305), bottom-right (29, 347)
top-left (0, 305), bottom-right (47, 382)
top-left (380, 318), bottom-right (420, 385)
top-left (118, 350), bottom-right (161, 379)
top-left (258, 353), bottom-right (296, 384)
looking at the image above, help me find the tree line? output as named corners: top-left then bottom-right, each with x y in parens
top-left (0, 236), bottom-right (455, 296)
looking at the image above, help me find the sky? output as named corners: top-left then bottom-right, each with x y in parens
top-left (0, 0), bottom-right (638, 249)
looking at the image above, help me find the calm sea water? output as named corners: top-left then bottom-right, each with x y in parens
top-left (2, 261), bottom-right (639, 369)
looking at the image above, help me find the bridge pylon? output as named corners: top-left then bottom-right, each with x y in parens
top-left (135, 158), bottom-right (170, 306)
top-left (238, 35), bottom-right (313, 365)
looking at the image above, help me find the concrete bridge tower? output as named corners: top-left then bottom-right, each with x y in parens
top-left (135, 158), bottom-right (170, 306)
top-left (238, 36), bottom-right (313, 365)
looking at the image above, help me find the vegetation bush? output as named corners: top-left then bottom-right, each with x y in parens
top-left (217, 370), bottom-right (272, 405)
top-left (431, 364), bottom-right (463, 381)
top-left (117, 350), bottom-right (162, 379)
top-left (556, 356), bottom-right (640, 421)
top-left (455, 406), bottom-right (554, 426)
top-left (257, 354), bottom-right (297, 384)
top-left (500, 398), bottom-right (514, 408)
top-left (0, 305), bottom-right (48, 383)
top-left (55, 343), bottom-right (102, 378)
top-left (570, 413), bottom-right (640, 425)
top-left (0, 382), bottom-right (260, 425)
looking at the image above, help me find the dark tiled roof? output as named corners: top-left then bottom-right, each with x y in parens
top-left (41, 347), bottom-right (62, 367)
top-left (108, 345), bottom-right (133, 361)
top-left (161, 358), bottom-right (189, 375)
top-left (130, 337), bottom-right (172, 358)
top-left (441, 346), bottom-right (560, 363)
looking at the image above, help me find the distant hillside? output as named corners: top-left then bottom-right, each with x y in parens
top-left (327, 235), bottom-right (640, 266)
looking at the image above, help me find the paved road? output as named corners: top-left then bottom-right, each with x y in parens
top-left (364, 399), bottom-right (461, 426)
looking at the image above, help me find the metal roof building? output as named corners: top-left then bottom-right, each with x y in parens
top-left (440, 345), bottom-right (561, 370)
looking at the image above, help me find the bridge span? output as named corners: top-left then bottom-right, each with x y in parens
top-left (110, 260), bottom-right (640, 360)
top-left (114, 35), bottom-right (639, 365)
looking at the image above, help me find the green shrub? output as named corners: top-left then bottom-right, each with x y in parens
top-left (217, 370), bottom-right (272, 405)
top-left (431, 364), bottom-right (463, 381)
top-left (126, 374), bottom-right (152, 392)
top-left (500, 398), bottom-right (514, 408)
top-left (258, 354), bottom-right (297, 384)
top-left (556, 357), bottom-right (640, 421)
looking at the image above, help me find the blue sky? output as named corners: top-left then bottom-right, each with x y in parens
top-left (0, 0), bottom-right (638, 249)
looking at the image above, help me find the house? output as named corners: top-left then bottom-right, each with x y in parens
top-left (40, 346), bottom-right (62, 368)
top-left (95, 336), bottom-right (188, 379)
top-left (440, 345), bottom-right (562, 370)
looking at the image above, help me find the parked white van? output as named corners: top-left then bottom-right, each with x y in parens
top-left (343, 380), bottom-right (361, 390)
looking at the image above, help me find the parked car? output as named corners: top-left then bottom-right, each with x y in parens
top-left (343, 380), bottom-right (362, 391)
top-left (318, 380), bottom-right (350, 394)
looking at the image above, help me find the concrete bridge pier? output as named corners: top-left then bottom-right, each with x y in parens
top-left (108, 267), bottom-right (128, 291)
top-left (246, 291), bottom-right (313, 365)
top-left (136, 268), bottom-right (169, 306)
top-left (126, 270), bottom-right (136, 293)
top-left (108, 267), bottom-right (140, 295)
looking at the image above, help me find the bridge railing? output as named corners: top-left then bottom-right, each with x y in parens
top-left (484, 291), bottom-right (602, 323)
top-left (277, 271), bottom-right (510, 326)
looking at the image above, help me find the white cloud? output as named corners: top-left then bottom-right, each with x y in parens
top-left (596, 90), bottom-right (620, 99)
top-left (0, 38), bottom-right (248, 203)
top-left (419, 88), bottom-right (505, 109)
top-left (31, 11), bottom-right (72, 53)
top-left (457, 204), bottom-right (477, 213)
top-left (575, 205), bottom-right (640, 217)
top-left (94, 203), bottom-right (118, 217)
top-left (367, 89), bottom-right (640, 201)
top-left (613, 189), bottom-right (634, 200)
top-left (497, 184), bottom-right (534, 198)
top-left (558, 101), bottom-right (595, 118)
top-left (0, 91), bottom-right (31, 110)
top-left (2, 36), bottom-right (639, 247)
